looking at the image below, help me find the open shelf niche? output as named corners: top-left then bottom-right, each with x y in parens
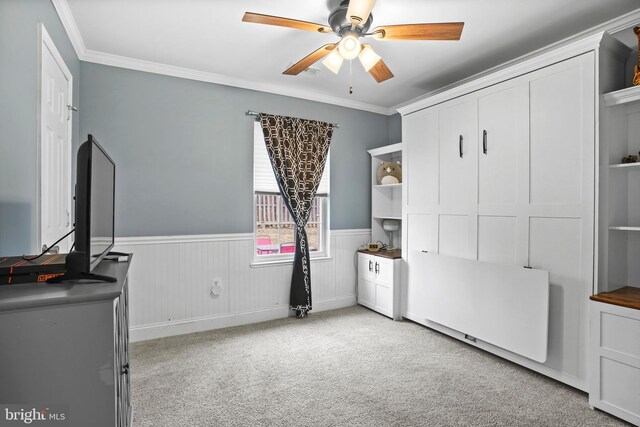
top-left (598, 27), bottom-right (640, 294)
top-left (368, 143), bottom-right (402, 249)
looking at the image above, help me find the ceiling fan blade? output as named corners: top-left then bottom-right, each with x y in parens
top-left (283, 44), bottom-right (338, 75)
top-left (369, 59), bottom-right (394, 83)
top-left (371, 22), bottom-right (464, 41)
top-left (242, 12), bottom-right (332, 34)
top-left (346, 0), bottom-right (377, 27)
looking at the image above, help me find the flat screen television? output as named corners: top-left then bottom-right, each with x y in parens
top-left (49, 135), bottom-right (117, 282)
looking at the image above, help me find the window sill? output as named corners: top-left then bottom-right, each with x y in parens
top-left (250, 256), bottom-right (333, 268)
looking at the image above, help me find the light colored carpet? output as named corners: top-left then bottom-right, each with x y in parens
top-left (131, 306), bottom-right (629, 426)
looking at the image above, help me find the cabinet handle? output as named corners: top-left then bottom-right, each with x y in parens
top-left (459, 135), bottom-right (463, 158)
top-left (368, 260), bottom-right (373, 272)
top-left (375, 262), bottom-right (379, 274)
top-left (483, 130), bottom-right (488, 154)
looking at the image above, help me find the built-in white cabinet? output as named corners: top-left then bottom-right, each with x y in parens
top-left (599, 83), bottom-right (640, 292)
top-left (589, 294), bottom-right (640, 426)
top-left (591, 29), bottom-right (640, 425)
top-left (361, 144), bottom-right (403, 320)
top-left (400, 37), bottom-right (630, 393)
top-left (357, 251), bottom-right (401, 320)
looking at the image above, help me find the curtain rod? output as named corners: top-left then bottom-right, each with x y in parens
top-left (246, 110), bottom-right (339, 129)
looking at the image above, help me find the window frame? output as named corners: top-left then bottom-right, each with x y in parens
top-left (252, 124), bottom-right (330, 263)
top-left (253, 194), bottom-right (329, 263)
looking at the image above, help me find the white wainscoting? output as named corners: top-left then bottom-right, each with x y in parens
top-left (114, 229), bottom-right (370, 342)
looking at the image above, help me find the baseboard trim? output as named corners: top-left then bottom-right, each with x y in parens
top-left (131, 296), bottom-right (357, 342)
top-left (312, 295), bottom-right (357, 312)
top-left (402, 312), bottom-right (587, 392)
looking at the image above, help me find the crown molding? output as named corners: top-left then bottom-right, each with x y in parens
top-left (50, 0), bottom-right (395, 116)
top-left (394, 8), bottom-right (640, 115)
top-left (396, 33), bottom-right (605, 115)
top-left (51, 0), bottom-right (86, 57)
top-left (80, 49), bottom-right (395, 115)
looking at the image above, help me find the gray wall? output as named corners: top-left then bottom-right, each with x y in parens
top-left (80, 62), bottom-right (400, 237)
top-left (0, 0), bottom-right (80, 256)
top-left (388, 113), bottom-right (402, 144)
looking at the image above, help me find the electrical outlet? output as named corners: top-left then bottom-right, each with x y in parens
top-left (211, 278), bottom-right (223, 297)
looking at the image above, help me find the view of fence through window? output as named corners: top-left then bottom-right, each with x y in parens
top-left (255, 195), bottom-right (322, 256)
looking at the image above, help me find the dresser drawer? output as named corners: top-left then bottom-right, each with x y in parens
top-left (600, 311), bottom-right (640, 358)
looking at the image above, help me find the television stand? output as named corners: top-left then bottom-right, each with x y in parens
top-left (107, 251), bottom-right (128, 257)
top-left (47, 271), bottom-right (116, 283)
top-left (0, 257), bottom-right (132, 426)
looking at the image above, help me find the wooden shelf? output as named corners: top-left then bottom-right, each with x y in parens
top-left (609, 162), bottom-right (640, 169)
top-left (591, 286), bottom-right (640, 310)
top-left (609, 226), bottom-right (640, 231)
top-left (373, 183), bottom-right (402, 189)
top-left (603, 85), bottom-right (640, 107)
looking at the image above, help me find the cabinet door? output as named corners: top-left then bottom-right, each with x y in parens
top-left (357, 253), bottom-right (374, 282)
top-left (358, 277), bottom-right (375, 308)
top-left (375, 257), bottom-right (394, 286)
top-left (374, 258), bottom-right (394, 317)
top-left (527, 53), bottom-right (595, 381)
top-left (115, 283), bottom-right (131, 427)
top-left (478, 84), bottom-right (528, 205)
top-left (404, 108), bottom-right (438, 212)
top-left (375, 283), bottom-right (393, 316)
top-left (438, 96), bottom-right (478, 207)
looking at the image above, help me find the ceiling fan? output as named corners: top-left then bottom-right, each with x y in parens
top-left (242, 0), bottom-right (464, 84)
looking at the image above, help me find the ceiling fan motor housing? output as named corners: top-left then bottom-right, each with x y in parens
top-left (329, 0), bottom-right (373, 37)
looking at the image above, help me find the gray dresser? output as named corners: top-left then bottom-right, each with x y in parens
top-left (0, 257), bottom-right (132, 427)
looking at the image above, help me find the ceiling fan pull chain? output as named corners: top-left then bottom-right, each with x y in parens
top-left (349, 60), bottom-right (353, 95)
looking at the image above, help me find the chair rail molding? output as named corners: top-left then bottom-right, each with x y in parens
top-left (113, 229), bottom-right (370, 342)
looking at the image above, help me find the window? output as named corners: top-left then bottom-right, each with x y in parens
top-left (253, 123), bottom-right (329, 260)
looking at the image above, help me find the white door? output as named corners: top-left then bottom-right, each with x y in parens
top-left (39, 24), bottom-right (73, 253)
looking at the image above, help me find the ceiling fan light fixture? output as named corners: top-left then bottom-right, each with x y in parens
top-left (322, 49), bottom-right (344, 74)
top-left (347, 0), bottom-right (377, 27)
top-left (358, 44), bottom-right (381, 72)
top-left (338, 33), bottom-right (361, 60)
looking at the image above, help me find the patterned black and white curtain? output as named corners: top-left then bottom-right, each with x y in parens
top-left (259, 113), bottom-right (333, 318)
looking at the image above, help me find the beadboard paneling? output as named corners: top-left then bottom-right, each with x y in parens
top-left (114, 229), bottom-right (370, 341)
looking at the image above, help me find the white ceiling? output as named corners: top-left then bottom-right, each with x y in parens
top-left (63, 0), bottom-right (640, 113)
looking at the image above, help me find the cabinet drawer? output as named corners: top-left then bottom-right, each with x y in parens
top-left (600, 357), bottom-right (640, 417)
top-left (601, 311), bottom-right (640, 358)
